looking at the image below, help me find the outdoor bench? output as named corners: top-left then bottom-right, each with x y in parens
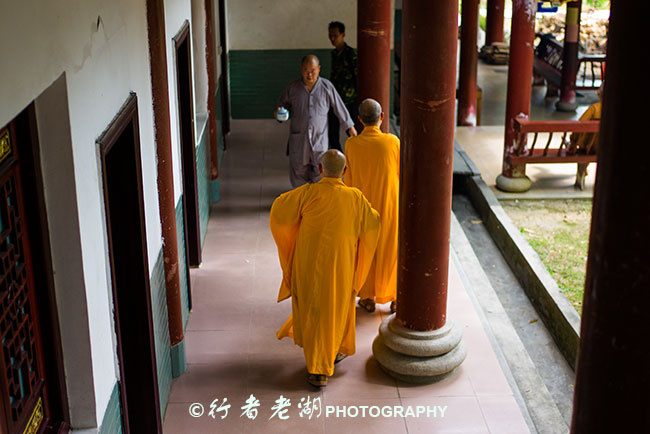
top-left (533, 35), bottom-right (605, 94)
top-left (508, 116), bottom-right (600, 189)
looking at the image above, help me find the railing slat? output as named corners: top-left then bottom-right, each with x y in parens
top-left (559, 132), bottom-right (568, 156)
top-left (543, 132), bottom-right (553, 156)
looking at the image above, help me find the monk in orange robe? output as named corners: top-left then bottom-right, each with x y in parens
top-left (570, 82), bottom-right (603, 190)
top-left (344, 98), bottom-right (400, 314)
top-left (270, 150), bottom-right (380, 387)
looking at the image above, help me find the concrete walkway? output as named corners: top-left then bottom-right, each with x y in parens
top-left (162, 119), bottom-right (534, 433)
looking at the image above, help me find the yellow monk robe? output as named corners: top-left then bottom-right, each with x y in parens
top-left (571, 101), bottom-right (602, 152)
top-left (344, 125), bottom-right (400, 304)
top-left (270, 177), bottom-right (380, 376)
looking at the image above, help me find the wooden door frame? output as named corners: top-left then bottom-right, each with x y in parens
top-left (98, 93), bottom-right (162, 434)
top-left (174, 20), bottom-right (202, 270)
top-left (0, 109), bottom-right (70, 434)
top-left (15, 105), bottom-right (70, 434)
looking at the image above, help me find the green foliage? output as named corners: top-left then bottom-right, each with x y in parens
top-left (584, 0), bottom-right (609, 9)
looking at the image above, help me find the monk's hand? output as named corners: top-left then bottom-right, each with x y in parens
top-left (347, 126), bottom-right (358, 137)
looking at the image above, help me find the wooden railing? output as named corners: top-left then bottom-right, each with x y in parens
top-left (576, 54), bottom-right (606, 90)
top-left (508, 116), bottom-right (600, 165)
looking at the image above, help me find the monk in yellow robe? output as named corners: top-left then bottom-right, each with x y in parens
top-left (270, 150), bottom-right (380, 387)
top-left (344, 98), bottom-right (399, 314)
top-left (570, 82), bottom-right (603, 190)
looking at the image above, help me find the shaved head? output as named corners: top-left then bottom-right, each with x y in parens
top-left (301, 54), bottom-right (321, 88)
top-left (301, 54), bottom-right (320, 66)
top-left (320, 150), bottom-right (346, 178)
top-left (359, 98), bottom-right (382, 125)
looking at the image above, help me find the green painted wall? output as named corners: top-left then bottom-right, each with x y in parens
top-left (98, 383), bottom-right (123, 434)
top-left (149, 249), bottom-right (173, 413)
top-left (100, 249), bottom-right (176, 431)
top-left (229, 49), bottom-right (332, 119)
top-left (211, 85), bottom-right (225, 203)
top-left (228, 48), bottom-right (397, 120)
top-left (175, 198), bottom-right (190, 327)
top-left (195, 120), bottom-right (211, 245)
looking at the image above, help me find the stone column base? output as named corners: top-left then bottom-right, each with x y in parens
top-left (496, 174), bottom-right (532, 192)
top-left (372, 315), bottom-right (467, 384)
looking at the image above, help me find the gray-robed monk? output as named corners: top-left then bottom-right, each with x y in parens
top-left (275, 54), bottom-right (357, 188)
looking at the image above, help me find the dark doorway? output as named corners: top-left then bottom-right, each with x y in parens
top-left (98, 93), bottom-right (162, 434)
top-left (0, 109), bottom-right (69, 434)
top-left (218, 0), bottom-right (231, 137)
top-left (175, 21), bottom-right (202, 268)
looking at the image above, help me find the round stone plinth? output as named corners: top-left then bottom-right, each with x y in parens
top-left (372, 315), bottom-right (467, 384)
top-left (496, 174), bottom-right (532, 192)
top-left (379, 364), bottom-right (460, 385)
top-left (379, 315), bottom-right (463, 357)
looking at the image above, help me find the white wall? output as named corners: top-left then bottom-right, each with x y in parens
top-left (214, 0), bottom-right (223, 79)
top-left (225, 0), bottom-right (399, 51)
top-left (192, 0), bottom-right (209, 116)
top-left (164, 0), bottom-right (194, 202)
top-left (0, 0), bottom-right (171, 428)
top-left (226, 0), bottom-right (358, 49)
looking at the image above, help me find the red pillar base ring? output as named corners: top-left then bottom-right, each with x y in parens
top-left (496, 174), bottom-right (532, 192)
top-left (372, 315), bottom-right (467, 384)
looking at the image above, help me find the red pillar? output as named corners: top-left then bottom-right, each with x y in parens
top-left (372, 0), bottom-right (465, 384)
top-left (570, 3), bottom-right (650, 432)
top-left (496, 0), bottom-right (536, 192)
top-left (557, 1), bottom-right (581, 112)
top-left (397, 0), bottom-right (458, 332)
top-left (485, 0), bottom-right (506, 45)
top-left (458, 0), bottom-right (479, 126)
top-left (146, 0), bottom-right (185, 351)
top-left (205, 0), bottom-right (219, 179)
top-left (357, 0), bottom-right (392, 133)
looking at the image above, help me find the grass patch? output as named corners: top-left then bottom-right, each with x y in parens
top-left (500, 199), bottom-right (592, 315)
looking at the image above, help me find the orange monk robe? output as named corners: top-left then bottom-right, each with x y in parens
top-left (571, 101), bottom-right (602, 152)
top-left (344, 125), bottom-right (400, 304)
top-left (270, 177), bottom-right (380, 376)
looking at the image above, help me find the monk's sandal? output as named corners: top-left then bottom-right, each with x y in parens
top-left (390, 301), bottom-right (396, 314)
top-left (334, 353), bottom-right (348, 364)
top-left (307, 373), bottom-right (327, 387)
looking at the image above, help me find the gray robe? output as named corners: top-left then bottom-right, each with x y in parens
top-left (278, 77), bottom-right (354, 187)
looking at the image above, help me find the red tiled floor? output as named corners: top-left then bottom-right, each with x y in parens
top-left (322, 397), bottom-right (409, 434)
top-left (163, 401), bottom-right (245, 433)
top-left (478, 395), bottom-right (531, 434)
top-left (396, 365), bottom-right (475, 398)
top-left (401, 396), bottom-right (489, 434)
top-left (324, 357), bottom-right (399, 400)
top-left (168, 362), bottom-right (249, 403)
top-left (162, 120), bottom-right (532, 433)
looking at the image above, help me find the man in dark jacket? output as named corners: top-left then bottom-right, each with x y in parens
top-left (327, 21), bottom-right (359, 151)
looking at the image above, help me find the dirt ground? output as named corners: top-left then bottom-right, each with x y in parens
top-left (499, 199), bottom-right (592, 315)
